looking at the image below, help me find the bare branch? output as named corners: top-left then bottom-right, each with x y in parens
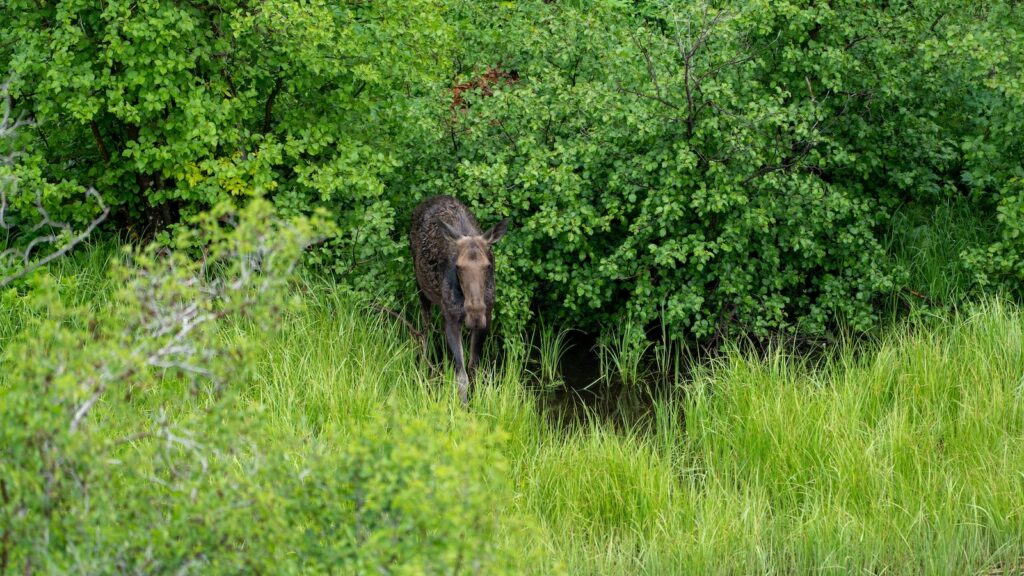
top-left (0, 188), bottom-right (109, 287)
top-left (370, 302), bottom-right (424, 342)
top-left (630, 27), bottom-right (666, 105)
top-left (69, 381), bottom-right (107, 433)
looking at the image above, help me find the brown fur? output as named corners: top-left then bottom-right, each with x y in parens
top-left (410, 196), bottom-right (508, 406)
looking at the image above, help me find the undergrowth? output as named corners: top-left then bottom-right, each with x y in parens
top-left (4, 244), bottom-right (1021, 574)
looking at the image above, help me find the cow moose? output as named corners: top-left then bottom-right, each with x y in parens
top-left (410, 196), bottom-right (509, 406)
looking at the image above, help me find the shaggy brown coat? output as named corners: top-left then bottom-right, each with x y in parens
top-left (410, 195), bottom-right (508, 405)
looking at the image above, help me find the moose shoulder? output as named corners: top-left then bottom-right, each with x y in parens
top-left (410, 196), bottom-right (509, 406)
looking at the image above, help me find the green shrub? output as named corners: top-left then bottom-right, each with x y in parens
top-left (4, 0), bottom-right (1023, 340)
top-left (0, 0), bottom-right (449, 252)
top-left (406, 0), bottom-right (1023, 338)
top-left (294, 415), bottom-right (517, 574)
top-left (415, 1), bottom-right (903, 337)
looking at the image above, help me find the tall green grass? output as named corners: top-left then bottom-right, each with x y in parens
top-left (670, 301), bottom-right (1023, 573)
top-left (226, 278), bottom-right (1022, 574)
top-left (3, 253), bottom-right (1022, 574)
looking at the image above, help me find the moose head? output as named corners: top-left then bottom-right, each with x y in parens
top-left (441, 218), bottom-right (508, 331)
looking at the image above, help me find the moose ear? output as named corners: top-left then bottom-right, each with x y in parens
top-left (440, 220), bottom-right (463, 241)
top-left (483, 218), bottom-right (509, 244)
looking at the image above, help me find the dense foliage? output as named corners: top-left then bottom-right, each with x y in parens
top-left (1, 0), bottom-right (449, 280)
top-left (2, 0), bottom-right (1022, 338)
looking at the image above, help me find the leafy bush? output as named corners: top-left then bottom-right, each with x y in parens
top-left (3, 0), bottom-right (1023, 340)
top-left (0, 0), bottom-right (449, 263)
top-left (415, 1), bottom-right (904, 337)
top-left (296, 416), bottom-right (517, 574)
top-left (410, 0), bottom-right (1024, 338)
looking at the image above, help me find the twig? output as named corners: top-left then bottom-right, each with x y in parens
top-left (902, 286), bottom-right (939, 307)
top-left (805, 75), bottom-right (817, 106)
top-left (368, 302), bottom-right (444, 373)
top-left (69, 381), bottom-right (108, 433)
top-left (370, 302), bottom-right (423, 341)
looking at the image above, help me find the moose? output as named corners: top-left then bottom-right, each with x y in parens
top-left (410, 196), bottom-right (509, 406)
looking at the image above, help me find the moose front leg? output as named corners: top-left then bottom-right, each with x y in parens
top-left (468, 328), bottom-right (487, 374)
top-left (444, 316), bottom-right (470, 406)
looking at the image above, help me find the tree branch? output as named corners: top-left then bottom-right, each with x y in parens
top-left (616, 83), bottom-right (680, 110)
top-left (671, 4), bottom-right (729, 139)
top-left (630, 27), bottom-right (666, 105)
top-left (90, 120), bottom-right (110, 164)
top-left (262, 76), bottom-right (283, 134)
